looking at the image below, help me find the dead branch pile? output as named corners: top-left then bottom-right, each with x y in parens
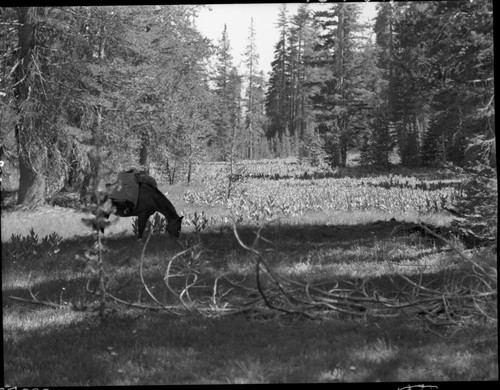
top-left (210, 225), bottom-right (496, 324)
top-left (111, 224), bottom-right (496, 325)
top-left (9, 223), bottom-right (496, 327)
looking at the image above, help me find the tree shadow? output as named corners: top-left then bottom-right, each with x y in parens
top-left (198, 219), bottom-right (448, 253)
top-left (4, 300), bottom-right (494, 385)
top-left (3, 218), bottom-right (493, 384)
top-left (2, 219), bottom-right (455, 305)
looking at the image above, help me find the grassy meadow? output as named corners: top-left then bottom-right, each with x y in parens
top-left (2, 159), bottom-right (497, 385)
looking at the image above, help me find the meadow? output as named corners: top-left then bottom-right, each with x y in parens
top-left (2, 159), bottom-right (497, 385)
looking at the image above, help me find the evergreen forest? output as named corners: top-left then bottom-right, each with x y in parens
top-left (0, 2), bottom-right (495, 207)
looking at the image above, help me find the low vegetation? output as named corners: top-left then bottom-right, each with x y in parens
top-left (2, 160), bottom-right (497, 384)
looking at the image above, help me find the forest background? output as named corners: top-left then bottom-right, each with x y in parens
top-left (0, 2), bottom-right (495, 207)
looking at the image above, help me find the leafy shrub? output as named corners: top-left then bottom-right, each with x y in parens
top-left (5, 229), bottom-right (63, 262)
top-left (183, 211), bottom-right (215, 232)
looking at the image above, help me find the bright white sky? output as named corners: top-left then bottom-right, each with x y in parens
top-left (195, 2), bottom-right (378, 78)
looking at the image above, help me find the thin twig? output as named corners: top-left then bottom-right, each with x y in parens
top-left (9, 295), bottom-right (65, 308)
top-left (164, 244), bottom-right (201, 311)
top-left (138, 227), bottom-right (175, 312)
top-left (106, 292), bottom-right (182, 315)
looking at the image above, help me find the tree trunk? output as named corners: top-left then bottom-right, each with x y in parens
top-left (187, 158), bottom-right (192, 185)
top-left (139, 130), bottom-right (150, 174)
top-left (17, 152), bottom-right (46, 207)
top-left (337, 5), bottom-right (347, 169)
top-left (15, 7), bottom-right (46, 207)
top-left (340, 136), bottom-right (347, 168)
top-left (227, 124), bottom-right (237, 200)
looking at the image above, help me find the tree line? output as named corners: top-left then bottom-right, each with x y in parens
top-left (1, 6), bottom-right (216, 206)
top-left (260, 2), bottom-right (494, 169)
top-left (0, 2), bottom-right (495, 207)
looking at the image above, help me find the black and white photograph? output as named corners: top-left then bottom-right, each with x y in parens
top-left (1, 1), bottom-right (496, 385)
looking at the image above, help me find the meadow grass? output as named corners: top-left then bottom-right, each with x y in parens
top-left (2, 176), bottom-right (497, 385)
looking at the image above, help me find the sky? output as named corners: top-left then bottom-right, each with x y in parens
top-left (195, 2), bottom-right (378, 78)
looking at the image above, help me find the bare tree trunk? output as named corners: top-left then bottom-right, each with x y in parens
top-left (165, 157), bottom-right (171, 184)
top-left (187, 157), bottom-right (192, 185)
top-left (336, 5), bottom-right (348, 169)
top-left (15, 7), bottom-right (46, 207)
top-left (17, 153), bottom-right (46, 207)
top-left (139, 130), bottom-right (150, 174)
top-left (226, 124), bottom-right (237, 200)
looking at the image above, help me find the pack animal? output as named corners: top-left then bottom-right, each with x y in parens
top-left (103, 182), bottom-right (183, 238)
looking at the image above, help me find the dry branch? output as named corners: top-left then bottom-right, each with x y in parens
top-left (217, 224), bottom-right (497, 323)
top-left (10, 219), bottom-right (496, 326)
top-left (9, 270), bottom-right (67, 309)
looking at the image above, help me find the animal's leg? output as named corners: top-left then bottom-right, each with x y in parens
top-left (100, 214), bottom-right (110, 234)
top-left (137, 212), bottom-right (153, 238)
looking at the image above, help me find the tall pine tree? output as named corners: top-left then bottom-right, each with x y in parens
top-left (309, 3), bottom-right (364, 167)
top-left (265, 4), bottom-right (290, 156)
top-left (242, 18), bottom-right (266, 160)
top-left (212, 24), bottom-right (235, 160)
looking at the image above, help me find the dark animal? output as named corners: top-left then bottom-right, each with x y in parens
top-left (104, 183), bottom-right (183, 238)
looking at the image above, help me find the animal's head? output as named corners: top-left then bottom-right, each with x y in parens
top-left (167, 216), bottom-right (183, 238)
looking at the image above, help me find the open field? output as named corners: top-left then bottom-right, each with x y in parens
top-left (2, 164), bottom-right (497, 385)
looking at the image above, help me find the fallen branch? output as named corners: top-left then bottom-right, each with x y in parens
top-left (9, 270), bottom-right (67, 309)
top-left (10, 220), bottom-right (495, 325)
top-left (9, 295), bottom-right (66, 309)
top-left (225, 224), bottom-right (497, 323)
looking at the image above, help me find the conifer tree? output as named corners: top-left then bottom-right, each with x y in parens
top-left (290, 4), bottom-right (316, 160)
top-left (242, 18), bottom-right (266, 160)
top-left (309, 3), bottom-right (364, 167)
top-left (265, 4), bottom-right (290, 156)
top-left (212, 24), bottom-right (235, 160)
top-left (375, 0), bottom-right (494, 168)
